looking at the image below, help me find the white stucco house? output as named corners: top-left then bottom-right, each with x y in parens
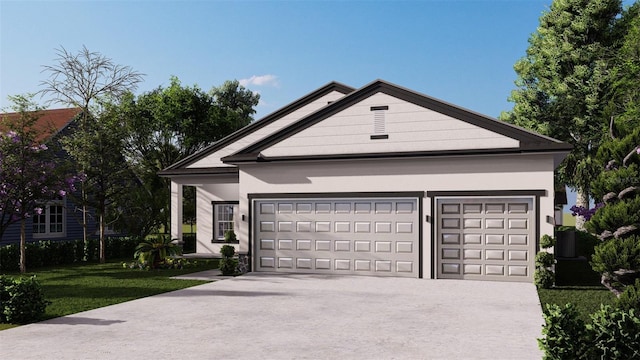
top-left (159, 79), bottom-right (570, 282)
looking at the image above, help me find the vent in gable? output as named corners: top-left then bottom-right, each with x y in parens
top-left (370, 106), bottom-right (389, 140)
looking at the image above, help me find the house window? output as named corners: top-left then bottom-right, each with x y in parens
top-left (213, 202), bottom-right (238, 242)
top-left (33, 201), bottom-right (65, 238)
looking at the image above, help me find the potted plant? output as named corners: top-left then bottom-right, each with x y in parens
top-left (219, 230), bottom-right (238, 275)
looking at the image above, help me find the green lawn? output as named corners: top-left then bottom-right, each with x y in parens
top-left (538, 259), bottom-right (616, 321)
top-left (0, 259), bottom-right (219, 331)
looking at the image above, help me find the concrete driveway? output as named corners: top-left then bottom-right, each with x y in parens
top-left (0, 273), bottom-right (543, 359)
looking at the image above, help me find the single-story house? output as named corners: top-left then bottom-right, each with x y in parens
top-left (160, 79), bottom-right (571, 281)
top-left (0, 108), bottom-right (98, 244)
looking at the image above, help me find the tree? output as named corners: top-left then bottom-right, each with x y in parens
top-left (0, 95), bottom-right (77, 273)
top-left (40, 46), bottom-right (143, 262)
top-left (501, 0), bottom-right (623, 229)
top-left (583, 4), bottom-right (640, 297)
top-left (61, 101), bottom-right (139, 262)
top-left (117, 77), bottom-right (259, 232)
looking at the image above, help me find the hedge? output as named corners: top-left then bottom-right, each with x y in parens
top-left (0, 237), bottom-right (140, 272)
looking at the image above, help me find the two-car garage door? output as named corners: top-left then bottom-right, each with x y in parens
top-left (254, 198), bottom-right (419, 278)
top-left (253, 196), bottom-right (536, 282)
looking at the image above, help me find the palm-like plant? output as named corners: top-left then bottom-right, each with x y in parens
top-left (134, 236), bottom-right (181, 269)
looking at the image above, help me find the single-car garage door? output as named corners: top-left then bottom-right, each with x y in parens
top-left (254, 198), bottom-right (419, 277)
top-left (436, 197), bottom-right (536, 282)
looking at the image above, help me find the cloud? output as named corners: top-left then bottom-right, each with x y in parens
top-left (239, 74), bottom-right (279, 87)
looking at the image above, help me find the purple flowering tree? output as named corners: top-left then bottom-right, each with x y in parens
top-left (0, 95), bottom-right (77, 273)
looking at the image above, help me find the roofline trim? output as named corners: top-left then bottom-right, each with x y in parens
top-left (222, 79), bottom-right (569, 163)
top-left (162, 81), bottom-right (355, 171)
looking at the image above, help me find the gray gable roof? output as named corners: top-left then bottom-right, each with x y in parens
top-left (159, 81), bottom-right (355, 175)
top-left (221, 79), bottom-right (572, 164)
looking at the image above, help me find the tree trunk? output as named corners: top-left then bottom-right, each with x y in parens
top-left (575, 188), bottom-right (589, 231)
top-left (82, 183), bottom-right (89, 261)
top-left (20, 219), bottom-right (26, 274)
top-left (99, 212), bottom-right (105, 264)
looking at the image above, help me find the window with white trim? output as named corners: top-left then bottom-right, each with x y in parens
top-left (213, 202), bottom-right (238, 242)
top-left (33, 200), bottom-right (65, 238)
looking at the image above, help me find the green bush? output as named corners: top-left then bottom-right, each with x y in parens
top-left (219, 243), bottom-right (237, 276)
top-left (0, 275), bottom-right (50, 324)
top-left (586, 306), bottom-right (640, 359)
top-left (586, 196), bottom-right (640, 237)
top-left (539, 303), bottom-right (588, 359)
top-left (134, 236), bottom-right (181, 269)
top-left (218, 258), bottom-right (238, 276)
top-left (617, 279), bottom-right (640, 312)
top-left (536, 251), bottom-right (555, 268)
top-left (220, 244), bottom-right (236, 258)
top-left (535, 269), bottom-right (555, 289)
top-left (0, 244), bottom-right (20, 272)
top-left (591, 236), bottom-right (640, 290)
top-left (0, 237), bottom-right (143, 272)
top-left (224, 230), bottom-right (237, 243)
top-left (539, 303), bottom-right (640, 359)
top-left (540, 234), bottom-right (555, 249)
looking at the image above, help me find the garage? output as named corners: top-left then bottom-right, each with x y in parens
top-left (435, 197), bottom-right (536, 281)
top-left (253, 197), bottom-right (420, 277)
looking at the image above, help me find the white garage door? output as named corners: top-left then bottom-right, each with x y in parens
top-left (254, 198), bottom-right (419, 277)
top-left (436, 197), bottom-right (535, 282)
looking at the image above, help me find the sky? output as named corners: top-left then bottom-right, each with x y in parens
top-left (3, 0), bottom-right (631, 209)
top-left (1, 0), bottom-right (552, 119)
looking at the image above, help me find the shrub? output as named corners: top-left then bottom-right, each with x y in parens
top-left (0, 237), bottom-right (142, 272)
top-left (219, 243), bottom-right (237, 276)
top-left (591, 236), bottom-right (640, 292)
top-left (535, 236), bottom-right (555, 289)
top-left (224, 230), bottom-right (237, 243)
top-left (540, 234), bottom-right (555, 249)
top-left (535, 269), bottom-right (555, 289)
top-left (616, 279), bottom-right (640, 312)
top-left (536, 251), bottom-right (555, 268)
top-left (539, 303), bottom-right (588, 359)
top-left (218, 258), bottom-right (238, 276)
top-left (0, 275), bottom-right (50, 324)
top-left (539, 304), bottom-right (640, 359)
top-left (586, 306), bottom-right (640, 359)
top-left (134, 236), bottom-right (181, 269)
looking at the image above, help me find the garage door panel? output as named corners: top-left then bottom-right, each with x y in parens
top-left (255, 198), bottom-right (419, 277)
top-left (437, 197), bottom-right (535, 282)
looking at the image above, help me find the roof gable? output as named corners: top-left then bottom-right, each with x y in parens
top-left (222, 80), bottom-right (571, 163)
top-left (160, 82), bottom-right (354, 174)
top-left (0, 108), bottom-right (81, 142)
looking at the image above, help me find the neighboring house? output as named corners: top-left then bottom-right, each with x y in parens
top-left (0, 108), bottom-right (97, 244)
top-left (160, 80), bottom-right (571, 282)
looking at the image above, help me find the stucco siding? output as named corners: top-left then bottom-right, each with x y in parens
top-left (186, 90), bottom-right (348, 168)
top-left (261, 93), bottom-right (520, 157)
top-left (195, 183), bottom-right (239, 254)
top-left (237, 154), bottom-right (556, 277)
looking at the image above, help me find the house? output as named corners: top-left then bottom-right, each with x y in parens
top-left (160, 80), bottom-right (571, 282)
top-left (0, 108), bottom-right (97, 244)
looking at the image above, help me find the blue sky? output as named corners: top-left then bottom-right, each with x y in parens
top-left (1, 0), bottom-right (551, 119)
top-left (5, 0), bottom-right (631, 209)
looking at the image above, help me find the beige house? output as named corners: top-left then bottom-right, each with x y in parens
top-left (160, 80), bottom-right (570, 282)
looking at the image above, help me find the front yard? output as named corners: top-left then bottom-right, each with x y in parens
top-left (0, 259), bottom-right (219, 330)
top-left (538, 258), bottom-right (616, 321)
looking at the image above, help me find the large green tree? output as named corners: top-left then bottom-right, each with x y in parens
top-left (501, 0), bottom-right (624, 229)
top-left (116, 77), bottom-right (259, 233)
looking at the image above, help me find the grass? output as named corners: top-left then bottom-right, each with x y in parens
top-left (0, 258), bottom-right (219, 331)
top-left (538, 259), bottom-right (616, 321)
